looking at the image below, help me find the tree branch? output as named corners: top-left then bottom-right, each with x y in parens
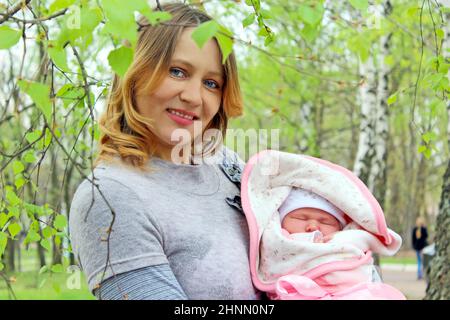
top-left (0, 0), bottom-right (32, 25)
top-left (0, 8), bottom-right (68, 25)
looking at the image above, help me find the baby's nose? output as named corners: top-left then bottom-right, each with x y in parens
top-left (306, 223), bottom-right (319, 232)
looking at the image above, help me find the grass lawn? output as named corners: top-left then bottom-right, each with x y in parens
top-left (0, 270), bottom-right (95, 300)
top-left (380, 256), bottom-right (416, 265)
top-left (1, 244), bottom-right (94, 300)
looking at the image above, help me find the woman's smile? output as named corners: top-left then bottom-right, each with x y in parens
top-left (166, 108), bottom-right (199, 126)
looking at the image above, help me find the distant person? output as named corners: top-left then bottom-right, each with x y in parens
top-left (412, 217), bottom-right (428, 280)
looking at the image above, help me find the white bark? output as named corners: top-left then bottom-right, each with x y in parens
top-left (354, 51), bottom-right (378, 191)
top-left (299, 101), bottom-right (313, 153)
top-left (353, 1), bottom-right (392, 206)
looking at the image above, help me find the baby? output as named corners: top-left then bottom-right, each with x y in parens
top-left (279, 188), bottom-right (347, 243)
top-left (241, 150), bottom-right (406, 299)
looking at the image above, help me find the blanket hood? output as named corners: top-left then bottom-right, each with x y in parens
top-left (241, 150), bottom-right (402, 292)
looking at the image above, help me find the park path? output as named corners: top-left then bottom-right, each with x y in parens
top-left (380, 264), bottom-right (427, 300)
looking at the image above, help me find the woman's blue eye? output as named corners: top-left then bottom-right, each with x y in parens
top-left (170, 68), bottom-right (185, 78)
top-left (204, 80), bottom-right (220, 89)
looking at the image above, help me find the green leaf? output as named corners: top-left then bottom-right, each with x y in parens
top-left (107, 46), bottom-right (134, 77)
top-left (56, 83), bottom-right (73, 97)
top-left (57, 6), bottom-right (103, 48)
top-left (0, 232), bottom-right (7, 257)
top-left (347, 34), bottom-right (371, 62)
top-left (7, 206), bottom-right (19, 218)
top-left (24, 203), bottom-right (44, 217)
top-left (301, 23), bottom-right (320, 43)
top-left (8, 222), bottom-right (21, 238)
top-left (242, 13), bottom-right (255, 28)
top-left (41, 128), bottom-right (53, 149)
top-left (259, 9), bottom-right (272, 20)
top-left (39, 265), bottom-right (49, 274)
top-left (15, 175), bottom-right (26, 190)
top-left (12, 160), bottom-right (25, 175)
top-left (0, 263), bottom-right (4, 271)
top-left (57, 84), bottom-right (85, 108)
top-left (264, 34), bottom-right (274, 46)
top-left (49, 0), bottom-right (76, 14)
top-left (5, 188), bottom-right (21, 207)
top-left (25, 130), bottom-right (42, 144)
top-left (54, 214), bottom-right (67, 230)
top-left (429, 99), bottom-right (446, 117)
top-left (55, 235), bottom-right (61, 246)
top-left (93, 123), bottom-right (100, 140)
top-left (25, 229), bottom-right (41, 243)
top-left (245, 0), bottom-right (260, 10)
top-left (436, 29), bottom-right (444, 40)
top-left (387, 94), bottom-right (397, 105)
top-left (48, 43), bottom-right (69, 71)
top-left (0, 213), bottom-right (9, 229)
top-left (298, 3), bottom-right (324, 26)
top-left (51, 263), bottom-right (64, 273)
top-left (40, 239), bottom-right (51, 251)
top-left (191, 20), bottom-right (220, 49)
top-left (43, 204), bottom-right (54, 217)
top-left (42, 226), bottom-right (55, 238)
top-left (18, 80), bottom-right (52, 122)
top-left (349, 0), bottom-right (369, 11)
top-left (0, 26), bottom-right (21, 49)
top-left (23, 150), bottom-right (36, 163)
top-left (258, 27), bottom-right (269, 37)
top-left (101, 0), bottom-right (148, 46)
top-left (406, 7), bottom-right (420, 18)
top-left (422, 132), bottom-right (437, 144)
top-left (216, 26), bottom-right (234, 64)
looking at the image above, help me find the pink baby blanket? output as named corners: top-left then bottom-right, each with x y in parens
top-left (241, 150), bottom-right (406, 300)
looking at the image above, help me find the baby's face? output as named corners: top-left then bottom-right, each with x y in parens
top-left (281, 208), bottom-right (341, 236)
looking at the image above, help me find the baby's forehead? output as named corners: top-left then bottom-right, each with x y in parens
top-left (289, 208), bottom-right (334, 219)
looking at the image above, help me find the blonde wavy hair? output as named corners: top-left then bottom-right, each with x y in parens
top-left (96, 3), bottom-right (243, 169)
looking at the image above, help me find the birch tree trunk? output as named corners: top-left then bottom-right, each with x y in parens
top-left (353, 1), bottom-right (392, 270)
top-left (424, 10), bottom-right (450, 300)
top-left (353, 2), bottom-right (392, 211)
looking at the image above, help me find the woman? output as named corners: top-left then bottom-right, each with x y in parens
top-left (411, 217), bottom-right (428, 280)
top-left (69, 3), bottom-right (260, 300)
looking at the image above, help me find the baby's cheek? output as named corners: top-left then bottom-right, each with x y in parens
top-left (283, 219), bottom-right (306, 234)
top-left (323, 225), bottom-right (340, 236)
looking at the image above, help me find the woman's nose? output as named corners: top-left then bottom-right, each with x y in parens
top-left (179, 79), bottom-right (202, 106)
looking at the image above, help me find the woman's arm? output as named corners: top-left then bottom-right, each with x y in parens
top-left (69, 175), bottom-right (181, 298)
top-left (94, 264), bottom-right (188, 300)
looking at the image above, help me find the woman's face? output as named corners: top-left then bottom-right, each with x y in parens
top-left (281, 208), bottom-right (341, 236)
top-left (135, 27), bottom-right (224, 161)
